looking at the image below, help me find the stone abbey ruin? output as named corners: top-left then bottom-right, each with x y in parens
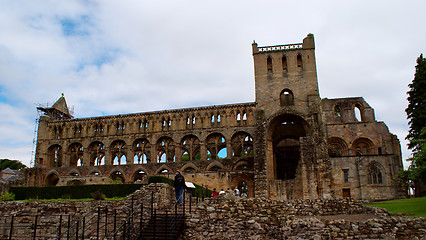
top-left (27, 34), bottom-right (404, 201)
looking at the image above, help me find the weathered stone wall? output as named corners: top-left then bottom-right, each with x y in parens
top-left (28, 34), bottom-right (404, 201)
top-left (0, 183), bottom-right (173, 239)
top-left (185, 193), bottom-right (426, 239)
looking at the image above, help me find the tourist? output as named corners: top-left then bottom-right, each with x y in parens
top-left (212, 188), bottom-right (218, 198)
top-left (234, 187), bottom-right (240, 197)
top-left (173, 170), bottom-right (185, 204)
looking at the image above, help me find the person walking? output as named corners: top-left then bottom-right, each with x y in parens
top-left (173, 170), bottom-right (185, 204)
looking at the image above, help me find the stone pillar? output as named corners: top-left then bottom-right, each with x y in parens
top-left (150, 144), bottom-right (157, 163)
top-left (226, 140), bottom-right (232, 158)
top-left (200, 142), bottom-right (207, 160)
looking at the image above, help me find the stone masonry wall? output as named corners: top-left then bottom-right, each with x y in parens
top-left (185, 192), bottom-right (426, 240)
top-left (0, 183), bottom-right (174, 239)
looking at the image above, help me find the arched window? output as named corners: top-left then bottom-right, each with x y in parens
top-left (334, 106), bottom-right (342, 117)
top-left (267, 56), bottom-right (273, 72)
top-left (368, 164), bottom-right (383, 184)
top-left (280, 89), bottom-right (294, 106)
top-left (282, 55), bottom-right (288, 72)
top-left (297, 54), bottom-right (303, 69)
top-left (327, 137), bottom-right (348, 157)
top-left (354, 104), bottom-right (363, 121)
top-left (352, 138), bottom-right (373, 156)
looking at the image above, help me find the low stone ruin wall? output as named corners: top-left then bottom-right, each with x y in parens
top-left (0, 183), bottom-right (173, 239)
top-left (185, 193), bottom-right (426, 239)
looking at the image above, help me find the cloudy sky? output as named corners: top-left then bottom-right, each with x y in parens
top-left (0, 0), bottom-right (424, 167)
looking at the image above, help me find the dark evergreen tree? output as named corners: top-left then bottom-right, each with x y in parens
top-left (405, 54), bottom-right (426, 183)
top-left (406, 54), bottom-right (426, 151)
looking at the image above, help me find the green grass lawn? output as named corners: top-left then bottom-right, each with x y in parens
top-left (366, 196), bottom-right (426, 217)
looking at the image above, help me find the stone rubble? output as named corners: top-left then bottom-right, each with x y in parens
top-left (184, 193), bottom-right (426, 240)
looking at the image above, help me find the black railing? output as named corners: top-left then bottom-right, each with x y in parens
top-left (0, 189), bottom-right (206, 240)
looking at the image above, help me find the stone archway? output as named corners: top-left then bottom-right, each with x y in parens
top-left (266, 114), bottom-right (311, 199)
top-left (45, 173), bottom-right (59, 186)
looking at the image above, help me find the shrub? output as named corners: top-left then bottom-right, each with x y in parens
top-left (10, 184), bottom-right (145, 200)
top-left (0, 192), bottom-right (15, 201)
top-left (91, 190), bottom-right (106, 200)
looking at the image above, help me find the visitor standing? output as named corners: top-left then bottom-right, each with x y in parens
top-left (212, 188), bottom-right (218, 198)
top-left (234, 187), bottom-right (240, 197)
top-left (173, 170), bottom-right (185, 204)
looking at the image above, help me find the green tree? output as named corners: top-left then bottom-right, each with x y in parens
top-left (405, 54), bottom-right (426, 182)
top-left (0, 159), bottom-right (27, 171)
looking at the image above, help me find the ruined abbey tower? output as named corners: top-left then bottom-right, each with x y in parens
top-left (27, 34), bottom-right (404, 200)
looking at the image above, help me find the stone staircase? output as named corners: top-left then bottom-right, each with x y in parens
top-left (139, 213), bottom-right (185, 240)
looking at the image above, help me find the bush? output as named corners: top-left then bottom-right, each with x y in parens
top-left (0, 192), bottom-right (15, 201)
top-left (9, 184), bottom-right (145, 200)
top-left (91, 190), bottom-right (106, 200)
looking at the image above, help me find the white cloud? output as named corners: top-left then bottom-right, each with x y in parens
top-left (0, 0), bottom-right (424, 168)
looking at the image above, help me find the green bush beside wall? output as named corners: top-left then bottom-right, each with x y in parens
top-left (9, 184), bottom-right (145, 200)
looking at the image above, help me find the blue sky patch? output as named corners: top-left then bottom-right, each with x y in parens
top-left (60, 15), bottom-right (91, 36)
top-left (0, 86), bottom-right (8, 103)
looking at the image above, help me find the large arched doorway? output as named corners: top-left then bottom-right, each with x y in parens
top-left (270, 114), bottom-right (308, 180)
top-left (267, 114), bottom-right (310, 199)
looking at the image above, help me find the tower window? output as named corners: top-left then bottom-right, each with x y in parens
top-left (297, 54), bottom-right (303, 69)
top-left (282, 55), bottom-right (288, 72)
top-left (267, 56), bottom-right (273, 72)
top-left (280, 89), bottom-right (294, 106)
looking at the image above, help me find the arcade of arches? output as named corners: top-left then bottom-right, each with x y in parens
top-left (29, 35), bottom-right (404, 201)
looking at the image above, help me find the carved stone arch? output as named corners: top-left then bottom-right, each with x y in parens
top-left (109, 168), bottom-right (125, 183)
top-left (67, 142), bottom-right (84, 167)
top-left (352, 137), bottom-right (374, 156)
top-left (67, 168), bottom-right (81, 176)
top-left (366, 161), bottom-right (385, 184)
top-left (45, 170), bottom-right (60, 186)
top-left (155, 165), bottom-right (173, 175)
top-left (205, 133), bottom-right (227, 160)
top-left (133, 138), bottom-right (151, 164)
top-left (233, 159), bottom-right (252, 171)
top-left (206, 161), bottom-right (225, 171)
top-left (132, 167), bottom-right (149, 183)
top-left (110, 139), bottom-right (127, 165)
top-left (181, 162), bottom-right (199, 174)
top-left (88, 141), bottom-right (106, 166)
top-left (181, 134), bottom-right (201, 161)
top-left (231, 131), bottom-right (254, 157)
top-left (267, 113), bottom-right (311, 183)
top-left (47, 144), bottom-right (63, 167)
top-left (89, 169), bottom-right (102, 176)
top-left (156, 136), bottom-right (175, 163)
top-left (231, 174), bottom-right (254, 197)
top-left (327, 137), bottom-right (348, 157)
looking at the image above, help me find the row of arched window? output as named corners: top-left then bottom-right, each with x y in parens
top-left (50, 108), bottom-right (254, 139)
top-left (45, 157), bottom-right (252, 186)
top-left (333, 103), bottom-right (365, 122)
top-left (328, 137), bottom-right (377, 157)
top-left (266, 54), bottom-right (303, 73)
top-left (45, 132), bottom-right (254, 168)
